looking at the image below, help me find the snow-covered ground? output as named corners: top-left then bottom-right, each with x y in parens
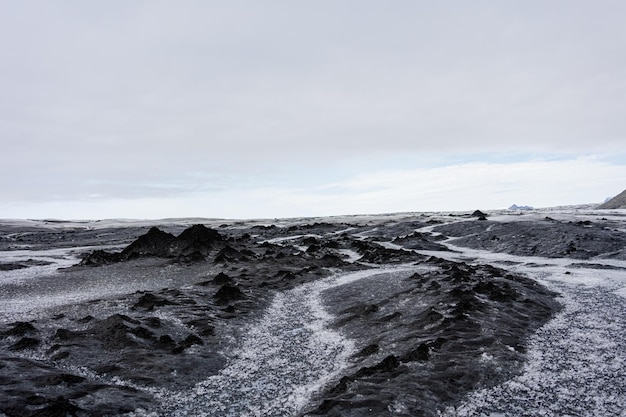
top-left (421, 225), bottom-right (626, 416)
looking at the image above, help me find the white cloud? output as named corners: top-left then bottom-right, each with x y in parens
top-left (1, 1), bottom-right (625, 218)
top-left (2, 157), bottom-right (624, 220)
top-left (246, 157), bottom-right (626, 217)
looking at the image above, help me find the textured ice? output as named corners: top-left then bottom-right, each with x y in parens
top-left (433, 238), bottom-right (626, 417)
top-left (136, 267), bottom-right (414, 417)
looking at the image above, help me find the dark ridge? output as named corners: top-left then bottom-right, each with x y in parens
top-left (392, 232), bottom-right (451, 251)
top-left (80, 250), bottom-right (122, 266)
top-left (132, 293), bottom-right (175, 311)
top-left (9, 337), bottom-right (40, 351)
top-left (214, 246), bottom-right (249, 264)
top-left (214, 285), bottom-right (244, 305)
top-left (357, 245), bottom-right (425, 264)
top-left (0, 263), bottom-right (28, 271)
top-left (212, 272), bottom-right (234, 285)
top-left (3, 321), bottom-right (38, 337)
top-left (121, 227), bottom-right (177, 258)
top-left (79, 224), bottom-right (227, 266)
top-left (177, 224), bottom-right (223, 247)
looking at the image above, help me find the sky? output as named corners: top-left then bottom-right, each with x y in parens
top-left (1, 1), bottom-right (625, 220)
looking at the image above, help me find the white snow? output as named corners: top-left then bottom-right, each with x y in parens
top-left (336, 249), bottom-right (362, 263)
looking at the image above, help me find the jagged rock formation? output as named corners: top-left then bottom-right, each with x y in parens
top-left (471, 210), bottom-right (488, 217)
top-left (598, 189), bottom-right (626, 209)
top-left (81, 224), bottom-right (226, 265)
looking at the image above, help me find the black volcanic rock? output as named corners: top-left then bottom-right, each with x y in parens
top-left (195, 272), bottom-right (234, 287)
top-left (357, 245), bottom-right (424, 264)
top-left (80, 250), bottom-right (122, 266)
top-left (3, 321), bottom-right (38, 337)
top-left (120, 224), bottom-right (224, 259)
top-left (214, 284), bottom-right (244, 305)
top-left (132, 293), bottom-right (175, 311)
top-left (471, 210), bottom-right (488, 217)
top-left (317, 254), bottom-right (347, 267)
top-left (214, 246), bottom-right (248, 263)
top-left (121, 227), bottom-right (177, 258)
top-left (0, 262), bottom-right (28, 271)
top-left (9, 337), bottom-right (40, 351)
top-left (0, 260), bottom-right (51, 271)
top-left (90, 314), bottom-right (142, 350)
top-left (392, 232), bottom-right (450, 251)
top-left (79, 224), bottom-right (226, 265)
top-left (30, 396), bottom-right (83, 417)
top-left (177, 251), bottom-right (206, 263)
top-left (212, 272), bottom-right (233, 285)
top-left (175, 224), bottom-right (224, 256)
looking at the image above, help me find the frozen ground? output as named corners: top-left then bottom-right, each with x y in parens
top-left (147, 267), bottom-right (414, 417)
top-left (430, 241), bottom-right (626, 416)
top-left (0, 208), bottom-right (624, 416)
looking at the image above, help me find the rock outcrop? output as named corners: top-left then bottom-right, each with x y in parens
top-left (81, 224), bottom-right (226, 265)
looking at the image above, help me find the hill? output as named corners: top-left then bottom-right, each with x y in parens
top-left (598, 189), bottom-right (626, 209)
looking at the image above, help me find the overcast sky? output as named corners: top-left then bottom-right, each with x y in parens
top-left (2, 1), bottom-right (625, 219)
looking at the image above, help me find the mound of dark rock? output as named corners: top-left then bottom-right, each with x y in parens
top-left (392, 232), bottom-right (451, 251)
top-left (132, 293), bottom-right (176, 311)
top-left (9, 337), bottom-right (40, 351)
top-left (214, 285), bottom-right (244, 305)
top-left (80, 250), bottom-right (122, 266)
top-left (356, 244), bottom-right (425, 264)
top-left (0, 259), bottom-right (54, 271)
top-left (0, 262), bottom-right (28, 271)
top-left (121, 227), bottom-right (177, 258)
top-left (80, 224), bottom-right (226, 266)
top-left (316, 253), bottom-right (347, 267)
top-left (175, 224), bottom-right (224, 256)
top-left (2, 321), bottom-right (38, 337)
top-left (214, 245), bottom-right (250, 263)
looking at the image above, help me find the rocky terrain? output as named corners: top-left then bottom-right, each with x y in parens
top-left (0, 208), bottom-right (625, 416)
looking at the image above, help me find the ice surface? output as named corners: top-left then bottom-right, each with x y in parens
top-left (136, 267), bottom-right (414, 417)
top-left (423, 226), bottom-right (626, 417)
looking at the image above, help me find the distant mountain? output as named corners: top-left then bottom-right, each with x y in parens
top-left (598, 189), bottom-right (626, 209)
top-left (508, 204), bottom-right (533, 211)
